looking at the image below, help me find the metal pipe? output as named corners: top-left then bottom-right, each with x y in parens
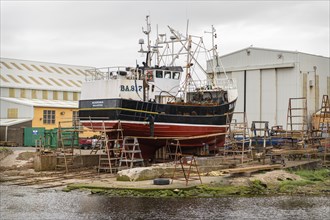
top-left (5, 126), bottom-right (8, 142)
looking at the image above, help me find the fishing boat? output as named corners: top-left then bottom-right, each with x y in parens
top-left (79, 16), bottom-right (238, 160)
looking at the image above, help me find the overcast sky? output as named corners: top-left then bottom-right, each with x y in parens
top-left (1, 1), bottom-right (329, 68)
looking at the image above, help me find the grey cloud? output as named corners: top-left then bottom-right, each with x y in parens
top-left (1, 1), bottom-right (329, 67)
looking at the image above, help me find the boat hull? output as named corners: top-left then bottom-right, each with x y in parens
top-left (79, 98), bottom-right (236, 159)
top-left (80, 120), bottom-right (227, 159)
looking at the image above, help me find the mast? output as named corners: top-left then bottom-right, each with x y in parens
top-left (183, 35), bottom-right (192, 103)
top-left (142, 15), bottom-right (151, 67)
top-left (205, 25), bottom-right (218, 86)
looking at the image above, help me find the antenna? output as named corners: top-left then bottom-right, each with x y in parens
top-left (142, 15), bottom-right (152, 66)
top-left (204, 25), bottom-right (227, 83)
top-left (186, 19), bottom-right (189, 38)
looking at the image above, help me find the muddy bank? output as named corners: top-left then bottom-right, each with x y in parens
top-left (1, 147), bottom-right (329, 198)
top-left (65, 169), bottom-right (330, 197)
top-left (0, 147), bottom-right (13, 161)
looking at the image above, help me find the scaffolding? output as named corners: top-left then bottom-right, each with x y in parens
top-left (223, 112), bottom-right (252, 164)
top-left (318, 95), bottom-right (330, 136)
top-left (97, 122), bottom-right (123, 173)
top-left (55, 121), bottom-right (82, 173)
top-left (118, 137), bottom-right (145, 169)
top-left (317, 95), bottom-right (330, 166)
top-left (165, 139), bottom-right (182, 162)
top-left (250, 121), bottom-right (272, 164)
top-left (286, 97), bottom-right (309, 146)
top-left (169, 139), bottom-right (202, 186)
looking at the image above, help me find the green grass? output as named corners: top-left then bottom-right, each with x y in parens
top-left (278, 169), bottom-right (330, 193)
top-left (64, 169), bottom-right (330, 197)
top-left (293, 169), bottom-right (330, 182)
top-left (0, 147), bottom-right (13, 153)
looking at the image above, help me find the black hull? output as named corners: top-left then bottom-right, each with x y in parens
top-left (79, 98), bottom-right (236, 126)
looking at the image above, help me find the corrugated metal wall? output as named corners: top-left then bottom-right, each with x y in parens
top-left (214, 48), bottom-right (329, 129)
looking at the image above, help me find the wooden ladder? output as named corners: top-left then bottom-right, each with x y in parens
top-left (251, 121), bottom-right (272, 164)
top-left (119, 137), bottom-right (144, 169)
top-left (165, 139), bottom-right (182, 162)
top-left (171, 153), bottom-right (202, 186)
top-left (224, 112), bottom-right (252, 163)
top-left (56, 122), bottom-right (74, 173)
top-left (286, 97), bottom-right (308, 142)
top-left (98, 121), bottom-right (123, 173)
top-left (319, 95), bottom-right (330, 135)
top-left (318, 95), bottom-right (330, 166)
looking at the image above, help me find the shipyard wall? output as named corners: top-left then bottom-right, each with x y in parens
top-left (207, 47), bottom-right (330, 128)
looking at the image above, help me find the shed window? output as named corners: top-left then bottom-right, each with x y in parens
top-left (9, 88), bottom-right (15, 97)
top-left (20, 89), bottom-right (26, 98)
top-left (32, 90), bottom-right (37, 99)
top-left (42, 90), bottom-right (48, 99)
top-left (53, 91), bottom-right (58, 100)
top-left (43, 110), bottom-right (55, 124)
top-left (73, 92), bottom-right (78, 101)
top-left (63, 91), bottom-right (68, 100)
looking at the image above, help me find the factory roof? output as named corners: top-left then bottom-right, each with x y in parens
top-left (220, 47), bottom-right (330, 59)
top-left (0, 97), bottom-right (78, 108)
top-left (0, 58), bottom-right (94, 92)
top-left (0, 118), bottom-right (32, 127)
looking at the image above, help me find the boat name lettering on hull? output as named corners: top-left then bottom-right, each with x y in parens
top-left (91, 101), bottom-right (104, 107)
top-left (120, 85), bottom-right (142, 92)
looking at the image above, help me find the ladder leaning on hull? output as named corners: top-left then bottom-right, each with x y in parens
top-left (98, 121), bottom-right (123, 174)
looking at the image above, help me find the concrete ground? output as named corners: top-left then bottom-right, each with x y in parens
top-left (0, 146), bottom-right (324, 191)
top-left (0, 147), bottom-right (35, 168)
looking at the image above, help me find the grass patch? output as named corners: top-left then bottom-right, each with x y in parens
top-left (247, 180), bottom-right (267, 195)
top-left (278, 169), bottom-right (330, 194)
top-left (63, 169), bottom-right (330, 197)
top-left (197, 184), bottom-right (249, 196)
top-left (293, 169), bottom-right (330, 182)
top-left (278, 179), bottom-right (314, 193)
top-left (64, 183), bottom-right (251, 197)
top-left (0, 147), bottom-right (13, 153)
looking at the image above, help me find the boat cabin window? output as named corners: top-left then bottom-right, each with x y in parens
top-left (164, 71), bottom-right (171, 79)
top-left (173, 72), bottom-right (180, 80)
top-left (156, 70), bottom-right (163, 78)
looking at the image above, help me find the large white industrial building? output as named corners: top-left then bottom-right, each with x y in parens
top-left (208, 47), bottom-right (330, 128)
top-left (0, 58), bottom-right (93, 145)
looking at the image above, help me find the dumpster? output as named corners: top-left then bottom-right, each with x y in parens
top-left (52, 127), bottom-right (79, 147)
top-left (44, 129), bottom-right (58, 148)
top-left (24, 127), bottom-right (45, 146)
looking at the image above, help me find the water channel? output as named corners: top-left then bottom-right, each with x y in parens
top-left (1, 185), bottom-right (329, 219)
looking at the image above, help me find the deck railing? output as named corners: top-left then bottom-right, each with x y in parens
top-left (187, 78), bottom-right (237, 92)
top-left (85, 66), bottom-right (133, 81)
